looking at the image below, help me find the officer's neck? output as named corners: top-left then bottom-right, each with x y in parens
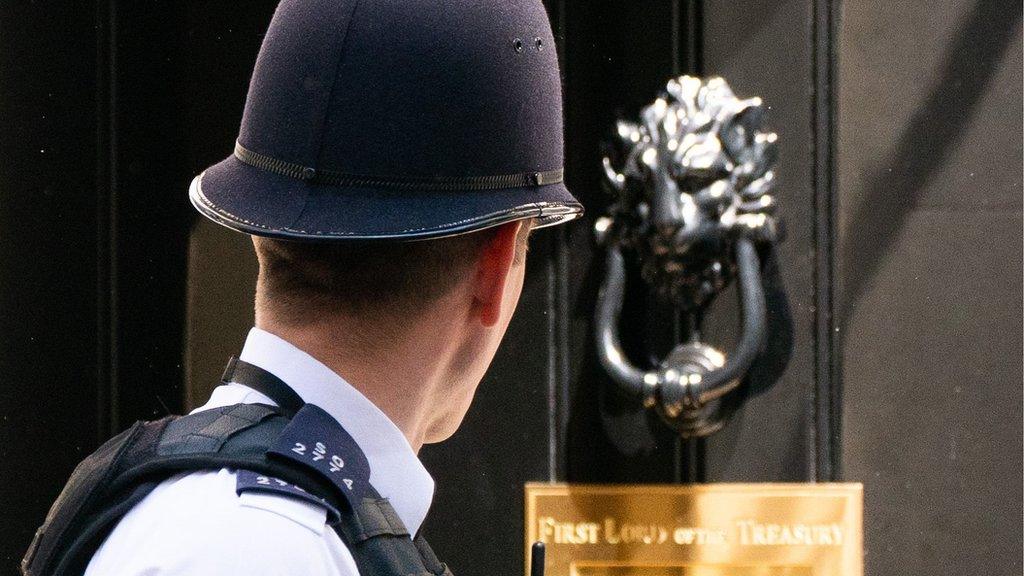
top-left (256, 309), bottom-right (468, 453)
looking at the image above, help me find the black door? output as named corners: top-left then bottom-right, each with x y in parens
top-left (1, 2), bottom-right (1020, 575)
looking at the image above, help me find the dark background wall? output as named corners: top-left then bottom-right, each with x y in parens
top-left (837, 1), bottom-right (1023, 573)
top-left (0, 1), bottom-right (1020, 575)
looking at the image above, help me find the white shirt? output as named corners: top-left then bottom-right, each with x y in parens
top-left (85, 328), bottom-right (435, 576)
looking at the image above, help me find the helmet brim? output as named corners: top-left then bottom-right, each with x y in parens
top-left (190, 154), bottom-right (583, 241)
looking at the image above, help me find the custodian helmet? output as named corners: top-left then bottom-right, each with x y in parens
top-left (189, 0), bottom-right (582, 240)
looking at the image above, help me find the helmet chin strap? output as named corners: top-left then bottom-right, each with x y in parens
top-left (233, 141), bottom-right (565, 191)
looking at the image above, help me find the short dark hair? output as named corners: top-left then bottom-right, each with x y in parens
top-left (254, 221), bottom-right (532, 326)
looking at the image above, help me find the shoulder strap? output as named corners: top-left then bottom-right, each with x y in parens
top-left (222, 356), bottom-right (304, 416)
top-left (221, 357), bottom-right (453, 575)
top-left (414, 534), bottom-right (454, 576)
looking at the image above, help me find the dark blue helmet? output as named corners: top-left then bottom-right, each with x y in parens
top-left (190, 0), bottom-right (583, 240)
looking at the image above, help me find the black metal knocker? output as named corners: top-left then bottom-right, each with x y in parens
top-left (595, 75), bottom-right (782, 437)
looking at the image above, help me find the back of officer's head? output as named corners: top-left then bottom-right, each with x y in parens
top-left (252, 221), bottom-right (532, 329)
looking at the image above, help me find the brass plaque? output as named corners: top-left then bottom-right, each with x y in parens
top-left (525, 483), bottom-right (862, 576)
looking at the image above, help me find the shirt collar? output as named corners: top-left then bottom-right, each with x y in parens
top-left (232, 327), bottom-right (435, 535)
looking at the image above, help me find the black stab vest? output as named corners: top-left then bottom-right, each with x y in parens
top-left (21, 358), bottom-right (452, 576)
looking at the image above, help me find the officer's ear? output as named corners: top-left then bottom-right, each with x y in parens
top-left (473, 221), bottom-right (524, 327)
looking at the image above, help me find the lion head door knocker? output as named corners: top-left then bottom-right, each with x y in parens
top-left (594, 75), bottom-right (781, 438)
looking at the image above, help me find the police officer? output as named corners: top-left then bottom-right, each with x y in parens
top-left (78, 0), bottom-right (581, 573)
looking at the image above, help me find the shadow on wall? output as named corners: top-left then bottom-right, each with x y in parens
top-left (839, 0), bottom-right (1022, 323)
